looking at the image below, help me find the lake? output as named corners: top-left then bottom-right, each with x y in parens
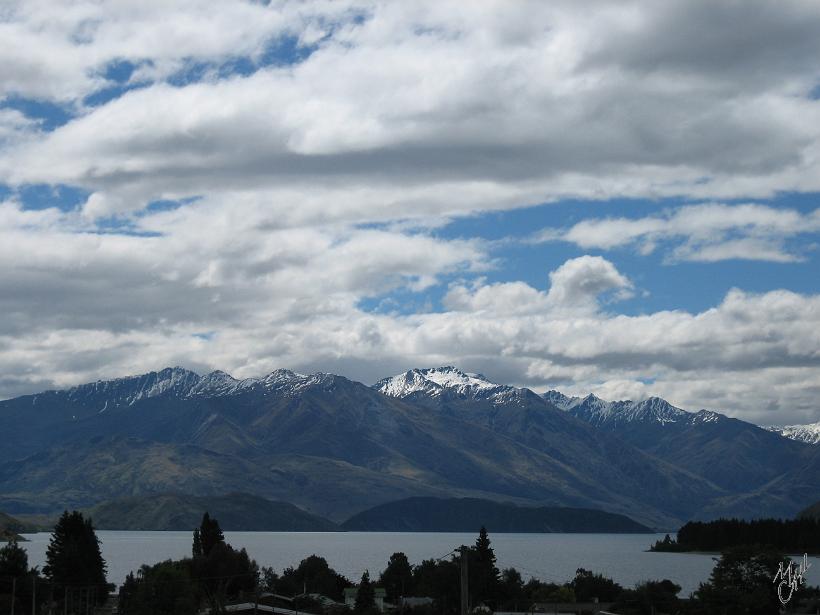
top-left (18, 531), bottom-right (819, 597)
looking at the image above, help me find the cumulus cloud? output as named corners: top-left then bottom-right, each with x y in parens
top-left (1, 1), bottom-right (820, 426)
top-left (3, 1), bottom-right (820, 220)
top-left (533, 203), bottom-right (820, 262)
top-left (546, 256), bottom-right (633, 308)
top-left (1, 212), bottom-right (818, 425)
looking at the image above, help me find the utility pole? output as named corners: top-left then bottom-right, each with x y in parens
top-left (32, 575), bottom-right (36, 615)
top-left (459, 546), bottom-right (469, 615)
top-left (11, 577), bottom-right (16, 615)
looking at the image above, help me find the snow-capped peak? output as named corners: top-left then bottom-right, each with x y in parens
top-left (375, 366), bottom-right (506, 399)
top-left (189, 370), bottom-right (258, 397)
top-left (546, 389), bottom-right (708, 428)
top-left (542, 390), bottom-right (581, 410)
top-left (630, 397), bottom-right (688, 424)
top-left (64, 366), bottom-right (201, 407)
top-left (766, 421), bottom-right (820, 445)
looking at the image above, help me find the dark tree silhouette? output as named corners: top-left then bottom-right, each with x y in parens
top-left (412, 557), bottom-right (460, 614)
top-left (43, 510), bottom-right (108, 606)
top-left (471, 526), bottom-right (500, 606)
top-left (0, 540), bottom-right (46, 615)
top-left (379, 552), bottom-right (413, 602)
top-left (0, 539), bottom-right (28, 577)
top-left (198, 512), bottom-right (224, 556)
top-left (190, 513), bottom-right (257, 612)
top-left (119, 560), bottom-right (199, 615)
top-left (354, 570), bottom-right (377, 614)
top-left (277, 554), bottom-right (351, 600)
top-left (694, 545), bottom-right (784, 615)
top-left (570, 567), bottom-right (623, 602)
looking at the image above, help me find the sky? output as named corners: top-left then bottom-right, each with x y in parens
top-left (1, 0), bottom-right (819, 425)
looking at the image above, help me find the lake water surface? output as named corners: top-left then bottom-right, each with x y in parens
top-left (19, 531), bottom-right (820, 597)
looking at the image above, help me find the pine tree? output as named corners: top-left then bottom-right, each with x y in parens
top-left (471, 526), bottom-right (500, 606)
top-left (43, 510), bottom-right (108, 606)
top-left (198, 512), bottom-right (224, 556)
top-left (354, 570), bottom-right (376, 614)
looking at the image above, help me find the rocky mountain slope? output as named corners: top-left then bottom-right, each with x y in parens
top-left (1, 366), bottom-right (816, 527)
top-left (766, 422), bottom-right (820, 445)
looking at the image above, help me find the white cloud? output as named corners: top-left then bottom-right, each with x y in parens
top-left (546, 256), bottom-right (633, 309)
top-left (3, 1), bottom-right (820, 221)
top-left (534, 203), bottom-right (820, 262)
top-left (1, 2), bottom-right (820, 427)
top-left (1, 211), bottom-right (817, 425)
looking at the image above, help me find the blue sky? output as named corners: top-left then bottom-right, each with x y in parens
top-left (1, 1), bottom-right (819, 425)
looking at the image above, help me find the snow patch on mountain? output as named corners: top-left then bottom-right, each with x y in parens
top-left (375, 366), bottom-right (512, 401)
top-left (64, 366), bottom-right (201, 407)
top-left (766, 422), bottom-right (820, 445)
top-left (544, 389), bottom-right (715, 428)
top-left (47, 366), bottom-right (330, 408)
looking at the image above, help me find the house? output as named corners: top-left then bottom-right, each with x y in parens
top-left (344, 587), bottom-right (387, 612)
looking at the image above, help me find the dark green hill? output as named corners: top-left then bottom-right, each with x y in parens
top-left (340, 497), bottom-right (653, 533)
top-left (85, 492), bottom-right (338, 531)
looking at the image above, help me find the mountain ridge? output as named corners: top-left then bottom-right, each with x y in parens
top-left (766, 421), bottom-right (820, 445)
top-left (2, 365), bottom-right (817, 527)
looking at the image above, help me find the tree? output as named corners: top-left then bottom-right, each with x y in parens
top-left (379, 552), bottom-right (413, 602)
top-left (278, 554), bottom-right (351, 600)
top-left (354, 570), bottom-right (377, 614)
top-left (0, 540), bottom-right (28, 578)
top-left (471, 526), bottom-right (500, 606)
top-left (119, 560), bottom-right (199, 615)
top-left (497, 568), bottom-right (527, 611)
top-left (191, 514), bottom-right (258, 612)
top-left (260, 566), bottom-right (280, 592)
top-left (569, 568), bottom-right (623, 602)
top-left (412, 558), bottom-right (460, 615)
top-left (0, 540), bottom-right (42, 615)
top-left (198, 512), bottom-right (224, 556)
top-left (694, 545), bottom-right (783, 615)
top-left (43, 510), bottom-right (108, 606)
top-left (612, 579), bottom-right (680, 615)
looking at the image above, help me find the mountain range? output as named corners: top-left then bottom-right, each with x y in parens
top-left (766, 422), bottom-right (820, 445)
top-left (1, 366), bottom-right (818, 529)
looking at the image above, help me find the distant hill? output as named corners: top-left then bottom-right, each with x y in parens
top-left (86, 492), bottom-right (338, 531)
top-left (340, 497), bottom-right (653, 533)
top-left (799, 500), bottom-right (820, 520)
top-left (0, 510), bottom-right (36, 541)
